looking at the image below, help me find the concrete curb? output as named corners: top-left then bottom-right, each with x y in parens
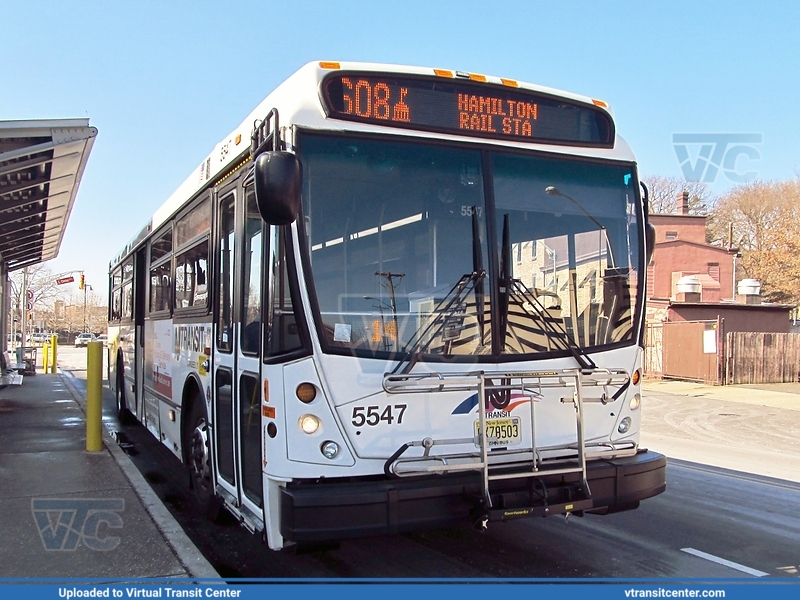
top-left (60, 371), bottom-right (220, 579)
top-left (641, 431), bottom-right (800, 484)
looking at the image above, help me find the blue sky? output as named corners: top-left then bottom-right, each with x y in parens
top-left (3, 0), bottom-right (799, 301)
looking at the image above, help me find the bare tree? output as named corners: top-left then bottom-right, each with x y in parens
top-left (642, 175), bottom-right (715, 215)
top-left (708, 180), bottom-right (798, 250)
top-left (8, 264), bottom-right (70, 332)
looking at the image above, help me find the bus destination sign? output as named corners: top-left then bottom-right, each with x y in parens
top-left (321, 73), bottom-right (614, 147)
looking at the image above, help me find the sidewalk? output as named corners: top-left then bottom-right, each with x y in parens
top-left (642, 378), bottom-right (800, 412)
top-left (0, 371), bottom-right (218, 579)
top-left (641, 378), bottom-right (800, 483)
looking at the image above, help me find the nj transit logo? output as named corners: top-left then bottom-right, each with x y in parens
top-left (32, 498), bottom-right (124, 551)
top-left (672, 133), bottom-right (762, 183)
top-left (452, 390), bottom-right (540, 414)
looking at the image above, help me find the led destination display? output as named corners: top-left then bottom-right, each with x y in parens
top-left (321, 73), bottom-right (614, 146)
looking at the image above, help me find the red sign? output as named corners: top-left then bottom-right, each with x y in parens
top-left (56, 276), bottom-right (75, 285)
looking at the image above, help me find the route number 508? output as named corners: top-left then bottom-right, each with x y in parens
top-left (351, 404), bottom-right (407, 427)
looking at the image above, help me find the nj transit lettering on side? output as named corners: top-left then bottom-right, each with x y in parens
top-left (173, 324), bottom-right (212, 358)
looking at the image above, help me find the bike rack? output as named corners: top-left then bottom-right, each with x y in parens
top-left (383, 368), bottom-right (632, 521)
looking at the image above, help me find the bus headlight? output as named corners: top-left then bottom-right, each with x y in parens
top-left (299, 414), bottom-right (320, 434)
top-left (321, 441), bottom-right (340, 459)
top-left (629, 393), bottom-right (641, 411)
top-left (618, 417), bottom-right (632, 434)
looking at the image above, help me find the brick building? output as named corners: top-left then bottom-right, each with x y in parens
top-left (647, 192), bottom-right (737, 304)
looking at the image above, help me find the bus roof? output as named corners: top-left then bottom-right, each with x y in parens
top-left (112, 60), bottom-right (635, 269)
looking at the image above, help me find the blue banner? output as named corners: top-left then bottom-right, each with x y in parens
top-left (0, 581), bottom-right (798, 600)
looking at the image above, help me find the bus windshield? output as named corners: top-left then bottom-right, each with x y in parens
top-left (299, 132), bottom-right (641, 362)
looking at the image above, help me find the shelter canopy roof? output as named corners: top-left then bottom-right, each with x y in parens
top-left (0, 119), bottom-right (97, 272)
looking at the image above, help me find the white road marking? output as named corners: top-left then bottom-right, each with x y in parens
top-left (681, 547), bottom-right (769, 577)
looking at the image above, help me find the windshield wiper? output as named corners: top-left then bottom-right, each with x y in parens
top-left (391, 209), bottom-right (486, 375)
top-left (498, 213), bottom-right (596, 371)
top-left (390, 269), bottom-right (486, 375)
top-left (505, 278), bottom-right (596, 370)
top-left (471, 210), bottom-right (486, 345)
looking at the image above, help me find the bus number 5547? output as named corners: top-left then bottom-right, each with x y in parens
top-left (351, 404), bottom-right (407, 427)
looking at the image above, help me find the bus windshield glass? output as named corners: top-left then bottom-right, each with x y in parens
top-left (299, 133), bottom-right (641, 361)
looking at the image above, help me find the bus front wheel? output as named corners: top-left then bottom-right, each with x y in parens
top-left (185, 400), bottom-right (222, 519)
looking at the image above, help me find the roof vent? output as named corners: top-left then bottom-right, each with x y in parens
top-left (737, 278), bottom-right (761, 296)
top-left (676, 275), bottom-right (701, 294)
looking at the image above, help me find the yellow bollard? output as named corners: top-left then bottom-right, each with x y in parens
top-left (86, 341), bottom-right (103, 452)
top-left (50, 334), bottom-right (58, 374)
top-left (42, 343), bottom-right (50, 372)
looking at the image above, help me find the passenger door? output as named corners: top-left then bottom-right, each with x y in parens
top-left (212, 189), bottom-right (239, 507)
top-left (235, 184), bottom-right (266, 526)
top-left (212, 183), bottom-right (265, 530)
top-left (133, 247), bottom-right (147, 417)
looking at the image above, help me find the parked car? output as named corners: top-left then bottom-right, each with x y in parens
top-left (30, 332), bottom-right (54, 346)
top-left (74, 333), bottom-right (96, 347)
top-left (96, 334), bottom-right (108, 347)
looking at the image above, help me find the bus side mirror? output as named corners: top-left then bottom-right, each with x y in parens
top-left (254, 151), bottom-right (301, 225)
top-left (645, 221), bottom-right (656, 265)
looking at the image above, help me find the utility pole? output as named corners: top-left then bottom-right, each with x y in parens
top-left (20, 267), bottom-right (29, 350)
top-left (83, 283), bottom-right (92, 333)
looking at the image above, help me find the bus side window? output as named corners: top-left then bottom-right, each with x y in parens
top-left (216, 193), bottom-right (235, 352)
top-left (241, 190), bottom-right (262, 355)
top-left (174, 240), bottom-right (209, 310)
top-left (265, 227), bottom-right (303, 358)
top-left (111, 288), bottom-right (122, 321)
top-left (149, 228), bottom-right (172, 314)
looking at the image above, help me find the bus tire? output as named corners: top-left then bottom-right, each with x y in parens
top-left (185, 399), bottom-right (223, 520)
top-left (115, 360), bottom-right (134, 425)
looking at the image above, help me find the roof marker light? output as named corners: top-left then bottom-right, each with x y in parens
top-left (319, 61), bottom-right (340, 69)
top-left (469, 73), bottom-right (487, 82)
top-left (501, 78), bottom-right (519, 87)
top-left (434, 69), bottom-right (453, 78)
top-left (592, 98), bottom-right (609, 108)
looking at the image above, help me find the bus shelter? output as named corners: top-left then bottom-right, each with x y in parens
top-left (0, 119), bottom-right (97, 359)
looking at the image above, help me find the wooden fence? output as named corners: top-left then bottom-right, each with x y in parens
top-left (725, 332), bottom-right (800, 384)
top-left (661, 320), bottom-right (721, 384)
top-left (643, 323), bottom-right (663, 377)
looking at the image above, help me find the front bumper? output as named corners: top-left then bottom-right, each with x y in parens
top-left (280, 449), bottom-right (666, 542)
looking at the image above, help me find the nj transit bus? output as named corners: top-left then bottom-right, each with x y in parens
top-left (108, 61), bottom-right (665, 551)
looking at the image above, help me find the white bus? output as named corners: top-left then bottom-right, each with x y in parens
top-left (108, 61), bottom-right (665, 551)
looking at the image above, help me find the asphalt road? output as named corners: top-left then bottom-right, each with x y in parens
top-left (57, 346), bottom-right (800, 579)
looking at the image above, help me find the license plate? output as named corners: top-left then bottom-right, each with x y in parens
top-left (474, 417), bottom-right (522, 447)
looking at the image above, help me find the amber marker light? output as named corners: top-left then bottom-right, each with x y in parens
top-left (592, 98), bottom-right (609, 108)
top-left (631, 369), bottom-right (641, 386)
top-left (469, 73), bottom-right (487, 82)
top-left (296, 382), bottom-right (317, 404)
top-left (500, 78), bottom-right (519, 87)
top-left (434, 69), bottom-right (454, 77)
top-left (319, 61), bottom-right (340, 69)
